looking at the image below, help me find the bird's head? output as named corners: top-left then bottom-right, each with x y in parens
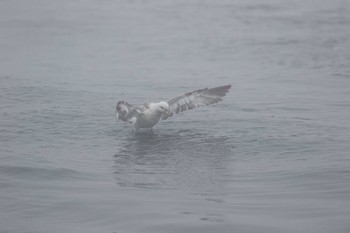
top-left (156, 101), bottom-right (169, 113)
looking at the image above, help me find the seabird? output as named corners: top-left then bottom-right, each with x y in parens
top-left (115, 85), bottom-right (231, 133)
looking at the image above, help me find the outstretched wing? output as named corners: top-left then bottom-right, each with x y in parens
top-left (115, 101), bottom-right (143, 124)
top-left (162, 85), bottom-right (231, 120)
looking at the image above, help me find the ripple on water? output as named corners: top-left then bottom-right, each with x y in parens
top-left (113, 130), bottom-right (235, 192)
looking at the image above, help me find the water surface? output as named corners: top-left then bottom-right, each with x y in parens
top-left (1, 0), bottom-right (350, 232)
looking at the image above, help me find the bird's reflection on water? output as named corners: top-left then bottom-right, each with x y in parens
top-left (113, 129), bottom-right (235, 193)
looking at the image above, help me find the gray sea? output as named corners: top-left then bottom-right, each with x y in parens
top-left (1, 0), bottom-right (350, 232)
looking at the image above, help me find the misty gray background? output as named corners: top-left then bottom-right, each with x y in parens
top-left (1, 0), bottom-right (350, 232)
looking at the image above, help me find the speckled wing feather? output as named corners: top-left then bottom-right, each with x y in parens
top-left (115, 101), bottom-right (144, 124)
top-left (162, 85), bottom-right (231, 120)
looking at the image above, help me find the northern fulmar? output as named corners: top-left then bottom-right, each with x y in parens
top-left (116, 85), bottom-right (231, 133)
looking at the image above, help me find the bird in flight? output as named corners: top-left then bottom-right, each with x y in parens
top-left (115, 85), bottom-right (231, 133)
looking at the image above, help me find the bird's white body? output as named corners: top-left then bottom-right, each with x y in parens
top-left (133, 102), bottom-right (169, 130)
top-left (115, 85), bottom-right (231, 133)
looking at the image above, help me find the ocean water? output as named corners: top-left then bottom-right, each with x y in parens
top-left (1, 0), bottom-right (350, 232)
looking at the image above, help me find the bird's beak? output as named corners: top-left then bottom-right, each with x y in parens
top-left (163, 110), bottom-right (170, 116)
